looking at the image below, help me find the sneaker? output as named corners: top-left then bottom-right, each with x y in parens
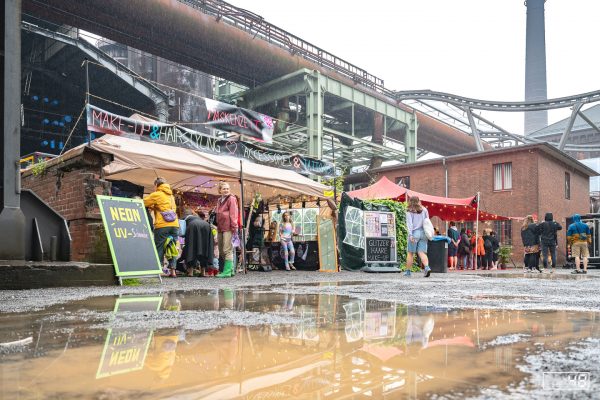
top-left (571, 270), bottom-right (580, 274)
top-left (582, 270), bottom-right (588, 274)
top-left (550, 269), bottom-right (554, 274)
top-left (424, 266), bottom-right (431, 278)
top-left (404, 270), bottom-right (412, 277)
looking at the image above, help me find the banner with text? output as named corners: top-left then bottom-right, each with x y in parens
top-left (87, 104), bottom-right (335, 177)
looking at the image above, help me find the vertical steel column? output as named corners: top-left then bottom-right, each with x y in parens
top-left (0, 0), bottom-right (26, 259)
top-left (406, 110), bottom-right (418, 163)
top-left (305, 72), bottom-right (323, 159)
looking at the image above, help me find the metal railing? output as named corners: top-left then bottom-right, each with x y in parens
top-left (180, 0), bottom-right (386, 92)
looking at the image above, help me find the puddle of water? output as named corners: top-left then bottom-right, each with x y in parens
top-left (0, 289), bottom-right (599, 399)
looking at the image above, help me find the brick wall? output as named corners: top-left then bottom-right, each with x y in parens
top-left (22, 149), bottom-right (113, 262)
top-left (363, 145), bottom-right (593, 266)
top-left (536, 152), bottom-right (590, 264)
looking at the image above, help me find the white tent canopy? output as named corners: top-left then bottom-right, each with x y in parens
top-left (89, 135), bottom-right (329, 200)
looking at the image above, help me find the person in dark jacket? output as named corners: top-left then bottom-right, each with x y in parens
top-left (457, 228), bottom-right (471, 270)
top-left (539, 212), bottom-right (562, 273)
top-left (521, 215), bottom-right (541, 273)
top-left (490, 231), bottom-right (500, 269)
top-left (482, 229), bottom-right (494, 270)
top-left (181, 209), bottom-right (214, 277)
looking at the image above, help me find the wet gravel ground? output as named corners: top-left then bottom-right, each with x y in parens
top-left (0, 268), bottom-right (598, 314)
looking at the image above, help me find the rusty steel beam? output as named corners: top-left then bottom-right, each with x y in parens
top-left (23, 0), bottom-right (484, 156)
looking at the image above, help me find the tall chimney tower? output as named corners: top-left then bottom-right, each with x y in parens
top-left (524, 0), bottom-right (548, 135)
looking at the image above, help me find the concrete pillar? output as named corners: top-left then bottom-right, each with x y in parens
top-left (0, 0), bottom-right (26, 259)
top-left (524, 0), bottom-right (548, 135)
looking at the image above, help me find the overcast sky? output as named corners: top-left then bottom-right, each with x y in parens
top-left (228, 0), bottom-right (599, 135)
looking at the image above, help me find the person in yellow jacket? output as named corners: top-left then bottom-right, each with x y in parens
top-left (144, 177), bottom-right (180, 277)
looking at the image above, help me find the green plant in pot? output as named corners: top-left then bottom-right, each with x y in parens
top-left (498, 245), bottom-right (512, 269)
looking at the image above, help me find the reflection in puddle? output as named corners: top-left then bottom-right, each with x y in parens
top-left (0, 287), bottom-right (598, 399)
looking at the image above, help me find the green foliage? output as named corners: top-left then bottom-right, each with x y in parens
top-left (122, 278), bottom-right (141, 286)
top-left (323, 169), bottom-right (346, 197)
top-left (31, 160), bottom-right (48, 177)
top-left (498, 245), bottom-right (512, 264)
top-left (365, 199), bottom-right (408, 268)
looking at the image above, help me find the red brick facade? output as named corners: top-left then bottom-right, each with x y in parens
top-left (348, 144), bottom-right (595, 265)
top-left (22, 149), bottom-right (113, 262)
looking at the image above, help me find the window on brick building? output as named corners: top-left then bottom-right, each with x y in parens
top-left (493, 163), bottom-right (512, 191)
top-left (395, 176), bottom-right (410, 189)
top-left (493, 220), bottom-right (513, 246)
top-left (565, 172), bottom-right (571, 200)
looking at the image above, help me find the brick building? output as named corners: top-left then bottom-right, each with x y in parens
top-left (21, 147), bottom-right (114, 263)
top-left (346, 143), bottom-right (597, 265)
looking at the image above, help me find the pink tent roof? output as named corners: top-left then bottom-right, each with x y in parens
top-left (347, 177), bottom-right (509, 222)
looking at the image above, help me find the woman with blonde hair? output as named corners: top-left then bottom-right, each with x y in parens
top-left (215, 181), bottom-right (239, 278)
top-left (521, 215), bottom-right (541, 273)
top-left (279, 212), bottom-right (296, 271)
top-left (405, 196), bottom-right (431, 277)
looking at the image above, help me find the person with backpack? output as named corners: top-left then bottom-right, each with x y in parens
top-left (567, 214), bottom-right (592, 274)
top-left (405, 196), bottom-right (431, 277)
top-left (539, 212), bottom-right (562, 273)
top-left (144, 177), bottom-right (180, 277)
top-left (482, 229), bottom-right (494, 270)
top-left (457, 228), bottom-right (471, 270)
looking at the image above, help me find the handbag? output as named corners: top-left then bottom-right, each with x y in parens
top-left (160, 196), bottom-right (177, 222)
top-left (423, 217), bottom-right (434, 240)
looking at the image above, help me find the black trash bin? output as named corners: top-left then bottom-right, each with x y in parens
top-left (427, 240), bottom-right (448, 273)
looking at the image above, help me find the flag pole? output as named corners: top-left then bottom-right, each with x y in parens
top-left (239, 159), bottom-right (247, 274)
top-left (475, 192), bottom-right (480, 269)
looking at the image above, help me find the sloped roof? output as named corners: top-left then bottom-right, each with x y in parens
top-left (529, 104), bottom-right (600, 138)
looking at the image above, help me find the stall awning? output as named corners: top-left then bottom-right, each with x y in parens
top-left (87, 135), bottom-right (329, 200)
top-left (347, 177), bottom-right (509, 222)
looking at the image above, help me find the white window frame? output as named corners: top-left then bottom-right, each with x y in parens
top-left (493, 162), bottom-right (512, 191)
top-left (271, 208), bottom-right (319, 241)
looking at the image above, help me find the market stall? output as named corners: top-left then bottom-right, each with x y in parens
top-left (88, 135), bottom-right (335, 271)
top-left (340, 177), bottom-right (511, 271)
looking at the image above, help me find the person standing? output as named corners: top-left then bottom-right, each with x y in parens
top-left (279, 212), bottom-right (296, 271)
top-left (447, 222), bottom-right (460, 270)
top-left (457, 228), bottom-right (471, 270)
top-left (405, 196), bottom-right (431, 277)
top-left (521, 215), bottom-right (541, 273)
top-left (567, 213), bottom-right (591, 274)
top-left (215, 182), bottom-right (239, 278)
top-left (471, 231), bottom-right (486, 270)
top-left (181, 209), bottom-right (214, 277)
top-left (144, 177), bottom-right (180, 277)
top-left (482, 229), bottom-right (494, 270)
top-left (490, 231), bottom-right (500, 270)
top-left (539, 212), bottom-right (562, 273)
